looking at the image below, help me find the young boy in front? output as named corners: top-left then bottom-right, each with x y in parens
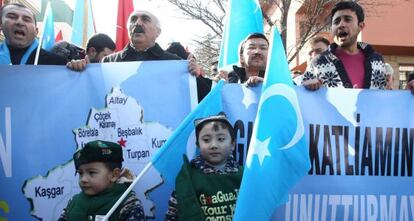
top-left (165, 113), bottom-right (243, 221)
top-left (59, 140), bottom-right (146, 221)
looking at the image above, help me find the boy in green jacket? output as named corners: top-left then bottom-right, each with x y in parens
top-left (59, 140), bottom-right (146, 221)
top-left (165, 113), bottom-right (243, 221)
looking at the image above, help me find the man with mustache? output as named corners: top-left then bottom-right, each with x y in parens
top-left (228, 33), bottom-right (269, 87)
top-left (302, 1), bottom-right (387, 90)
top-left (102, 10), bottom-right (211, 101)
top-left (0, 3), bottom-right (86, 70)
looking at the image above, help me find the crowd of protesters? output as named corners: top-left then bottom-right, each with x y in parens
top-left (1, 2), bottom-right (413, 93)
top-left (1, 1), bottom-right (413, 220)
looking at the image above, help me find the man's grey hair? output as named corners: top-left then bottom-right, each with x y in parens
top-left (128, 10), bottom-right (161, 30)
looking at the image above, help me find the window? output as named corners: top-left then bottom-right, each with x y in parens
top-left (399, 65), bottom-right (414, 89)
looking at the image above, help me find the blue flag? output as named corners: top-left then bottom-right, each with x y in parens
top-left (41, 2), bottom-right (55, 50)
top-left (218, 0), bottom-right (263, 70)
top-left (71, 0), bottom-right (95, 47)
top-left (233, 27), bottom-right (311, 220)
top-left (151, 80), bottom-right (224, 184)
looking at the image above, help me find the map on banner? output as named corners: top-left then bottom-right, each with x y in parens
top-left (22, 86), bottom-right (172, 220)
top-left (1, 62), bottom-right (413, 221)
top-left (22, 160), bottom-right (79, 220)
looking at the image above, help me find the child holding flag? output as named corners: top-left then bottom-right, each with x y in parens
top-left (165, 113), bottom-right (242, 221)
top-left (59, 140), bottom-right (146, 221)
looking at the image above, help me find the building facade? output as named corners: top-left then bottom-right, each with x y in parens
top-left (264, 0), bottom-right (414, 89)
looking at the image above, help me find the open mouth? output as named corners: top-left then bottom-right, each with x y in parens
top-left (338, 31), bottom-right (348, 38)
top-left (14, 30), bottom-right (26, 37)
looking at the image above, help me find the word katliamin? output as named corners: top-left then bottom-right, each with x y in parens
top-left (308, 114), bottom-right (413, 177)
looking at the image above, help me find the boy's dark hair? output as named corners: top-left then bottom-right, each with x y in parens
top-left (239, 33), bottom-right (269, 56)
top-left (0, 3), bottom-right (37, 25)
top-left (310, 36), bottom-right (330, 47)
top-left (331, 1), bottom-right (365, 23)
top-left (86, 33), bottom-right (116, 54)
top-left (194, 113), bottom-right (235, 146)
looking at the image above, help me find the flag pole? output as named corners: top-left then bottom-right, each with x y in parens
top-left (100, 161), bottom-right (153, 221)
top-left (34, 2), bottom-right (51, 65)
top-left (33, 37), bottom-right (42, 66)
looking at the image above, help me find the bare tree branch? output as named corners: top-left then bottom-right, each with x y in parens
top-left (212, 0), bottom-right (226, 14)
top-left (192, 34), bottom-right (221, 76)
top-left (165, 0), bottom-right (225, 37)
top-left (164, 0), bottom-right (393, 67)
top-left (284, 0), bottom-right (336, 62)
